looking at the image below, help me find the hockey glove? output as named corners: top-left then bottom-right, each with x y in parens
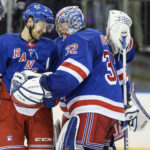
top-left (10, 70), bottom-right (41, 95)
top-left (43, 97), bottom-right (60, 108)
top-left (106, 10), bottom-right (133, 55)
top-left (128, 83), bottom-right (150, 132)
top-left (125, 100), bottom-right (139, 132)
top-left (11, 72), bottom-right (51, 107)
top-left (40, 75), bottom-right (60, 108)
top-left (10, 72), bottom-right (27, 95)
top-left (125, 100), bottom-right (139, 121)
top-left (11, 71), bottom-right (59, 108)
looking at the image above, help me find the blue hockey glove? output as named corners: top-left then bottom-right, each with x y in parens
top-left (43, 97), bottom-right (60, 108)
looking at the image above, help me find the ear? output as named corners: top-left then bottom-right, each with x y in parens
top-left (27, 17), bottom-right (34, 27)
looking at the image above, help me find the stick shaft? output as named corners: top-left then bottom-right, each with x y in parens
top-left (122, 34), bottom-right (129, 150)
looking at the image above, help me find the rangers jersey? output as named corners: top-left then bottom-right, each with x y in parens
top-left (42, 28), bottom-right (125, 121)
top-left (0, 33), bottom-right (59, 115)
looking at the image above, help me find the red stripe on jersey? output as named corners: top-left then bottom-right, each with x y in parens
top-left (128, 38), bottom-right (133, 51)
top-left (69, 100), bottom-right (124, 113)
top-left (118, 73), bottom-right (128, 81)
top-left (61, 62), bottom-right (87, 80)
top-left (60, 106), bottom-right (69, 112)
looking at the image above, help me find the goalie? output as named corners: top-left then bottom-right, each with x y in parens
top-left (104, 10), bottom-right (149, 150)
top-left (55, 10), bottom-right (149, 150)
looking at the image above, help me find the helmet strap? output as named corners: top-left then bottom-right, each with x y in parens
top-left (29, 25), bottom-right (36, 41)
top-left (25, 23), bottom-right (36, 41)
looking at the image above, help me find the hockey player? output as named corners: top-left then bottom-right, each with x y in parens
top-left (103, 10), bottom-right (149, 150)
top-left (54, 9), bottom-right (138, 150)
top-left (104, 10), bottom-right (137, 150)
top-left (11, 6), bottom-right (126, 150)
top-left (0, 3), bottom-right (59, 150)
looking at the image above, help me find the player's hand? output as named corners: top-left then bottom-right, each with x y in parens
top-left (125, 101), bottom-right (139, 131)
top-left (10, 71), bottom-right (41, 95)
top-left (43, 97), bottom-right (60, 108)
top-left (11, 75), bottom-right (51, 107)
top-left (11, 72), bottom-right (58, 108)
top-left (125, 101), bottom-right (139, 121)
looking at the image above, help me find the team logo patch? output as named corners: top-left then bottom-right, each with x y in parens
top-left (7, 135), bottom-right (12, 141)
top-left (34, 4), bottom-right (40, 9)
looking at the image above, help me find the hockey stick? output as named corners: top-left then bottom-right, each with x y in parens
top-left (122, 31), bottom-right (129, 150)
top-left (131, 83), bottom-right (150, 120)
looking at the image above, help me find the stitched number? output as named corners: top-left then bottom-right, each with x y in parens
top-left (102, 50), bottom-right (117, 85)
top-left (65, 43), bottom-right (78, 56)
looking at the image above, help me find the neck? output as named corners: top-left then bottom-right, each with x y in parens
top-left (21, 26), bottom-right (35, 42)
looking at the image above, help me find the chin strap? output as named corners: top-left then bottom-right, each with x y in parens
top-left (25, 23), bottom-right (36, 41)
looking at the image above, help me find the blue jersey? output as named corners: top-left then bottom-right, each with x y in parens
top-left (42, 28), bottom-right (125, 121)
top-left (0, 33), bottom-right (59, 93)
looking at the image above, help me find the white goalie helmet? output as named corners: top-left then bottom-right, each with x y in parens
top-left (55, 6), bottom-right (85, 36)
top-left (106, 10), bottom-right (132, 55)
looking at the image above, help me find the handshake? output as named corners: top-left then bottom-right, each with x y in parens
top-left (10, 70), bottom-right (59, 108)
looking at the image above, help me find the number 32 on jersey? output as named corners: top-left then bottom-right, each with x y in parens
top-left (102, 50), bottom-right (117, 85)
top-left (65, 43), bottom-right (78, 56)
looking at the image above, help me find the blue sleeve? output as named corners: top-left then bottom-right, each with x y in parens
top-left (41, 35), bottom-right (93, 99)
top-left (0, 35), bottom-right (9, 75)
top-left (126, 80), bottom-right (131, 99)
top-left (126, 48), bottom-right (136, 63)
top-left (120, 48), bottom-right (136, 64)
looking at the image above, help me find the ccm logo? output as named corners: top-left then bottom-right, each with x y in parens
top-left (35, 138), bottom-right (52, 142)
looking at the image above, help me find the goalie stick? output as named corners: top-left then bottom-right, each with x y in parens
top-left (122, 31), bottom-right (129, 150)
top-left (131, 83), bottom-right (150, 120)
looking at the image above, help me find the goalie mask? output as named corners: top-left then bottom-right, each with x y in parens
top-left (24, 3), bottom-right (54, 32)
top-left (55, 6), bottom-right (85, 36)
top-left (106, 10), bottom-right (132, 55)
